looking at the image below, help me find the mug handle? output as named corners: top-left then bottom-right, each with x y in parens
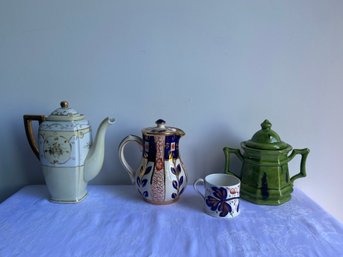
top-left (223, 147), bottom-right (243, 178)
top-left (23, 115), bottom-right (46, 159)
top-left (193, 178), bottom-right (205, 200)
top-left (287, 148), bottom-right (310, 183)
top-left (118, 135), bottom-right (143, 183)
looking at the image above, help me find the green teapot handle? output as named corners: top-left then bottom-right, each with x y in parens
top-left (223, 147), bottom-right (243, 178)
top-left (287, 148), bottom-right (310, 183)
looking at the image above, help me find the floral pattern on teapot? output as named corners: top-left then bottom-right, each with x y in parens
top-left (119, 120), bottom-right (187, 205)
top-left (136, 134), bottom-right (187, 203)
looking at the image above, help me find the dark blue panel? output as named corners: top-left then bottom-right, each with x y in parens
top-left (143, 135), bottom-right (156, 162)
top-left (164, 135), bottom-right (180, 160)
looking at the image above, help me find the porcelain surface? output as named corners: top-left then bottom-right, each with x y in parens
top-left (194, 173), bottom-right (240, 218)
top-left (119, 119), bottom-right (187, 204)
top-left (24, 101), bottom-right (114, 203)
top-left (224, 119), bottom-right (309, 205)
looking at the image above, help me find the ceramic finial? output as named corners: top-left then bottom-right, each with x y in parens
top-left (60, 101), bottom-right (69, 109)
top-left (261, 119), bottom-right (272, 130)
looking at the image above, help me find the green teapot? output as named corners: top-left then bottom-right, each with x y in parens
top-left (224, 119), bottom-right (309, 205)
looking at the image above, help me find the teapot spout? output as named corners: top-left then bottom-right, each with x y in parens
top-left (84, 117), bottom-right (115, 182)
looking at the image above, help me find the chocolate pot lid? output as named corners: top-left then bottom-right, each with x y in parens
top-left (142, 119), bottom-right (185, 136)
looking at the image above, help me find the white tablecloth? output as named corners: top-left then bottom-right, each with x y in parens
top-left (0, 185), bottom-right (342, 257)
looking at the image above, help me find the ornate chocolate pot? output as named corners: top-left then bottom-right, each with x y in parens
top-left (119, 119), bottom-right (187, 204)
top-left (224, 119), bottom-right (310, 205)
top-left (24, 101), bottom-right (115, 203)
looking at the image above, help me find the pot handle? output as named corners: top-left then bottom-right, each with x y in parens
top-left (118, 135), bottom-right (143, 183)
top-left (287, 148), bottom-right (310, 183)
top-left (23, 115), bottom-right (46, 159)
top-left (223, 147), bottom-right (244, 178)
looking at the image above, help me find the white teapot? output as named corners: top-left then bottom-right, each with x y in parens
top-left (24, 101), bottom-right (115, 203)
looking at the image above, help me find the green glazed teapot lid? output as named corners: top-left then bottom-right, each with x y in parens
top-left (243, 119), bottom-right (290, 150)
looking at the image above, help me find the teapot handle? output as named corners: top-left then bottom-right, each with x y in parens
top-left (287, 148), bottom-right (310, 183)
top-left (118, 135), bottom-right (143, 184)
top-left (23, 115), bottom-right (46, 159)
top-left (223, 147), bottom-right (244, 178)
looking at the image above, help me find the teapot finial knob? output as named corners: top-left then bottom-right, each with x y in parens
top-left (155, 119), bottom-right (166, 128)
top-left (261, 119), bottom-right (272, 130)
top-left (60, 101), bottom-right (69, 109)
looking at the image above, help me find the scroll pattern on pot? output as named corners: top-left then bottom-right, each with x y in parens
top-left (151, 135), bottom-right (165, 202)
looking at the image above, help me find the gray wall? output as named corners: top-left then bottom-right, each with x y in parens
top-left (1, 0), bottom-right (343, 221)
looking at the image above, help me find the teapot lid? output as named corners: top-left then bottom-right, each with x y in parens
top-left (243, 119), bottom-right (290, 150)
top-left (142, 119), bottom-right (185, 136)
top-left (46, 101), bottom-right (84, 121)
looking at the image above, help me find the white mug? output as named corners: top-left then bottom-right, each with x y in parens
top-left (193, 173), bottom-right (240, 218)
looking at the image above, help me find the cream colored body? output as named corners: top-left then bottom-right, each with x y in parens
top-left (24, 101), bottom-right (115, 203)
top-left (42, 166), bottom-right (88, 202)
top-left (39, 117), bottom-right (115, 202)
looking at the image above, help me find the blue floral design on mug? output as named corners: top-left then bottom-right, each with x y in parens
top-left (206, 187), bottom-right (239, 217)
